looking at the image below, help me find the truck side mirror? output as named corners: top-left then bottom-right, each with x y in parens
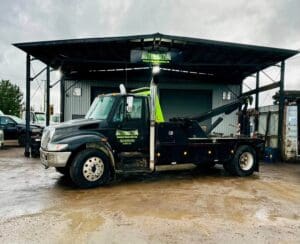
top-left (126, 96), bottom-right (134, 113)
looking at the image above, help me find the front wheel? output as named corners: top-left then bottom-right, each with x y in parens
top-left (69, 149), bottom-right (110, 188)
top-left (224, 145), bottom-right (256, 177)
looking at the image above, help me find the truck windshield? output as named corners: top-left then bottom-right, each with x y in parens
top-left (85, 96), bottom-right (116, 120)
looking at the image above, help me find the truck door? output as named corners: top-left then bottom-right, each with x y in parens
top-left (112, 96), bottom-right (149, 153)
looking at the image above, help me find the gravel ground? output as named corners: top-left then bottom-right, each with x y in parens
top-left (0, 146), bottom-right (300, 243)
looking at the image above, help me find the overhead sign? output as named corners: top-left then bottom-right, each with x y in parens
top-left (141, 51), bottom-right (171, 64)
top-left (131, 50), bottom-right (178, 64)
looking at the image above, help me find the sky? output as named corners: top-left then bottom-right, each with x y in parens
top-left (0, 0), bottom-right (299, 113)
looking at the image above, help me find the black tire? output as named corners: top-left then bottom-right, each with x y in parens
top-left (69, 149), bottom-right (110, 188)
top-left (18, 134), bottom-right (26, 147)
top-left (56, 167), bottom-right (70, 177)
top-left (224, 145), bottom-right (256, 177)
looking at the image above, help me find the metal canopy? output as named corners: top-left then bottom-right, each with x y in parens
top-left (14, 33), bottom-right (298, 84)
top-left (14, 33), bottom-right (299, 159)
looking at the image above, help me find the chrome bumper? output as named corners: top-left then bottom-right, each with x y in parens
top-left (40, 148), bottom-right (71, 168)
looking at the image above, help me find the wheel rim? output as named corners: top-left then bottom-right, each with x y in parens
top-left (82, 157), bottom-right (104, 182)
top-left (239, 152), bottom-right (254, 171)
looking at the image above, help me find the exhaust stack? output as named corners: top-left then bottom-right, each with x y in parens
top-left (119, 84), bottom-right (127, 94)
top-left (149, 66), bottom-right (159, 171)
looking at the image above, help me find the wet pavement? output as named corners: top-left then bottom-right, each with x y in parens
top-left (0, 146), bottom-right (300, 243)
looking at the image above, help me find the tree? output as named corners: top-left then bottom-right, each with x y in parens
top-left (0, 80), bottom-right (23, 116)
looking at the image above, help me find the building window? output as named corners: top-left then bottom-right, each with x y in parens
top-left (73, 87), bottom-right (82, 96)
top-left (222, 91), bottom-right (231, 101)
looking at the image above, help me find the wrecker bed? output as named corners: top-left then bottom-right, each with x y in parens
top-left (156, 122), bottom-right (264, 170)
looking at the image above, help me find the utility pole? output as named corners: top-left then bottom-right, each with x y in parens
top-left (254, 72), bottom-right (260, 132)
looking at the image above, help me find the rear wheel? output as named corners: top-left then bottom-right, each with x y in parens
top-left (224, 145), bottom-right (256, 176)
top-left (69, 149), bottom-right (110, 188)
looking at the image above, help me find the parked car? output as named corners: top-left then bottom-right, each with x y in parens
top-left (0, 115), bottom-right (43, 146)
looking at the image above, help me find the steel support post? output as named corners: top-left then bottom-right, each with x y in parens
top-left (239, 80), bottom-right (243, 112)
top-left (60, 76), bottom-right (65, 122)
top-left (45, 66), bottom-right (50, 126)
top-left (278, 61), bottom-right (285, 159)
top-left (254, 72), bottom-right (260, 132)
top-left (24, 54), bottom-right (31, 157)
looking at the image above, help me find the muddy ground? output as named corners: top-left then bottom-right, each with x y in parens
top-left (0, 146), bottom-right (300, 243)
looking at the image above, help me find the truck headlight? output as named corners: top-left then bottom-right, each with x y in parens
top-left (47, 143), bottom-right (68, 151)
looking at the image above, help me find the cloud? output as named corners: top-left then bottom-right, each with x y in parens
top-left (0, 0), bottom-right (299, 111)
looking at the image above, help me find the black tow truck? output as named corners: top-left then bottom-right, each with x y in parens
top-left (40, 68), bottom-right (264, 188)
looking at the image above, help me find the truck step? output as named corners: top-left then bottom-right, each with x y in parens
top-left (121, 159), bottom-right (148, 170)
top-left (117, 152), bottom-right (150, 172)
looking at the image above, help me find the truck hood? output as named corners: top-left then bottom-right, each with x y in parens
top-left (17, 123), bottom-right (44, 130)
top-left (17, 120), bottom-right (45, 128)
top-left (47, 118), bottom-right (102, 143)
top-left (53, 118), bottom-right (101, 129)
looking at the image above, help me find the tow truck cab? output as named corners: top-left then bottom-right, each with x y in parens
top-left (40, 85), bottom-right (264, 188)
